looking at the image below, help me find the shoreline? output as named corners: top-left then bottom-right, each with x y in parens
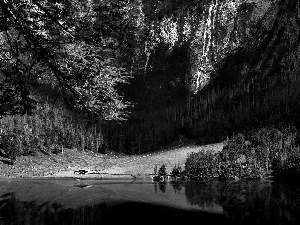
top-left (0, 142), bottom-right (224, 179)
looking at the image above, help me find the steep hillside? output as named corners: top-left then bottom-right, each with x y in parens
top-left (106, 0), bottom-right (300, 152)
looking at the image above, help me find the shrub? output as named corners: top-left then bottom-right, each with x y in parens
top-left (185, 151), bottom-right (220, 180)
top-left (170, 164), bottom-right (183, 177)
top-left (185, 125), bottom-right (300, 181)
top-left (158, 164), bottom-right (167, 177)
top-left (272, 147), bottom-right (300, 181)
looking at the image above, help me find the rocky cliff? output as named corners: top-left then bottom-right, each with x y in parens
top-left (107, 0), bottom-right (300, 152)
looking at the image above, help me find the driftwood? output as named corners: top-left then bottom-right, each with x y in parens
top-left (74, 171), bottom-right (137, 178)
top-left (74, 170), bottom-right (89, 174)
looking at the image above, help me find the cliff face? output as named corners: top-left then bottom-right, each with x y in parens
top-left (107, 0), bottom-right (300, 152)
top-left (214, 0), bottom-right (300, 83)
top-left (146, 0), bottom-right (300, 91)
top-left (186, 0), bottom-right (300, 141)
top-left (144, 0), bottom-right (280, 91)
top-left (180, 0), bottom-right (299, 92)
top-left (209, 0), bottom-right (300, 122)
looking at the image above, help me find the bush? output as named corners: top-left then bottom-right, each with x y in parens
top-left (170, 164), bottom-right (183, 177)
top-left (158, 164), bottom-right (167, 177)
top-left (272, 147), bottom-right (300, 181)
top-left (185, 151), bottom-right (219, 179)
top-left (185, 125), bottom-right (300, 181)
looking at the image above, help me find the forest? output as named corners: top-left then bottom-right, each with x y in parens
top-left (1, 0), bottom-right (300, 170)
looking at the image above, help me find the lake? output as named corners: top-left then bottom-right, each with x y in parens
top-left (0, 178), bottom-right (300, 224)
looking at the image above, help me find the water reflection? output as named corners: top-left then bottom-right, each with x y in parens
top-left (152, 180), bottom-right (300, 224)
top-left (182, 180), bottom-right (300, 225)
top-left (169, 180), bottom-right (183, 193)
top-left (1, 180), bottom-right (300, 224)
top-left (0, 192), bottom-right (106, 225)
top-left (159, 181), bottom-right (167, 193)
top-left (0, 188), bottom-right (223, 225)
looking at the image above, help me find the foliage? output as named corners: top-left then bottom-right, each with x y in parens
top-left (0, 0), bottom-right (140, 119)
top-left (185, 151), bottom-right (220, 180)
top-left (185, 125), bottom-right (300, 181)
top-left (170, 164), bottom-right (183, 177)
top-left (0, 101), bottom-right (105, 160)
top-left (272, 147), bottom-right (300, 182)
top-left (158, 164), bottom-right (167, 177)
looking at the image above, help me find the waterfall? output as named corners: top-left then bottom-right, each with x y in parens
top-left (193, 0), bottom-right (219, 91)
top-left (142, 0), bottom-right (275, 93)
top-left (190, 0), bottom-right (274, 92)
top-left (202, 0), bottom-right (218, 58)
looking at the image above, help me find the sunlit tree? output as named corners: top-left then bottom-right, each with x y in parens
top-left (0, 0), bottom-right (143, 120)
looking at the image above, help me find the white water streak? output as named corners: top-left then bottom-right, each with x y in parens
top-left (196, 0), bottom-right (219, 90)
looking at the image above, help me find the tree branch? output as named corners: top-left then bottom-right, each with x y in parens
top-left (31, 0), bottom-right (74, 38)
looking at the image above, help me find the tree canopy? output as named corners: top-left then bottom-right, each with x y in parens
top-left (0, 0), bottom-right (144, 120)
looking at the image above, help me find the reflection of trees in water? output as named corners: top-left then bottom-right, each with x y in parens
top-left (185, 181), bottom-right (222, 209)
top-left (159, 182), bottom-right (167, 193)
top-left (184, 180), bottom-right (300, 224)
top-left (269, 183), bottom-right (300, 224)
top-left (170, 181), bottom-right (183, 193)
top-left (220, 181), bottom-right (272, 224)
top-left (154, 181), bottom-right (183, 194)
top-left (153, 181), bottom-right (167, 193)
top-left (153, 182), bottom-right (173, 193)
top-left (154, 182), bottom-right (158, 193)
top-left (2, 181), bottom-right (300, 224)
top-left (0, 193), bottom-right (106, 225)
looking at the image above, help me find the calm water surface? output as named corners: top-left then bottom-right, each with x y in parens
top-left (0, 179), bottom-right (300, 224)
